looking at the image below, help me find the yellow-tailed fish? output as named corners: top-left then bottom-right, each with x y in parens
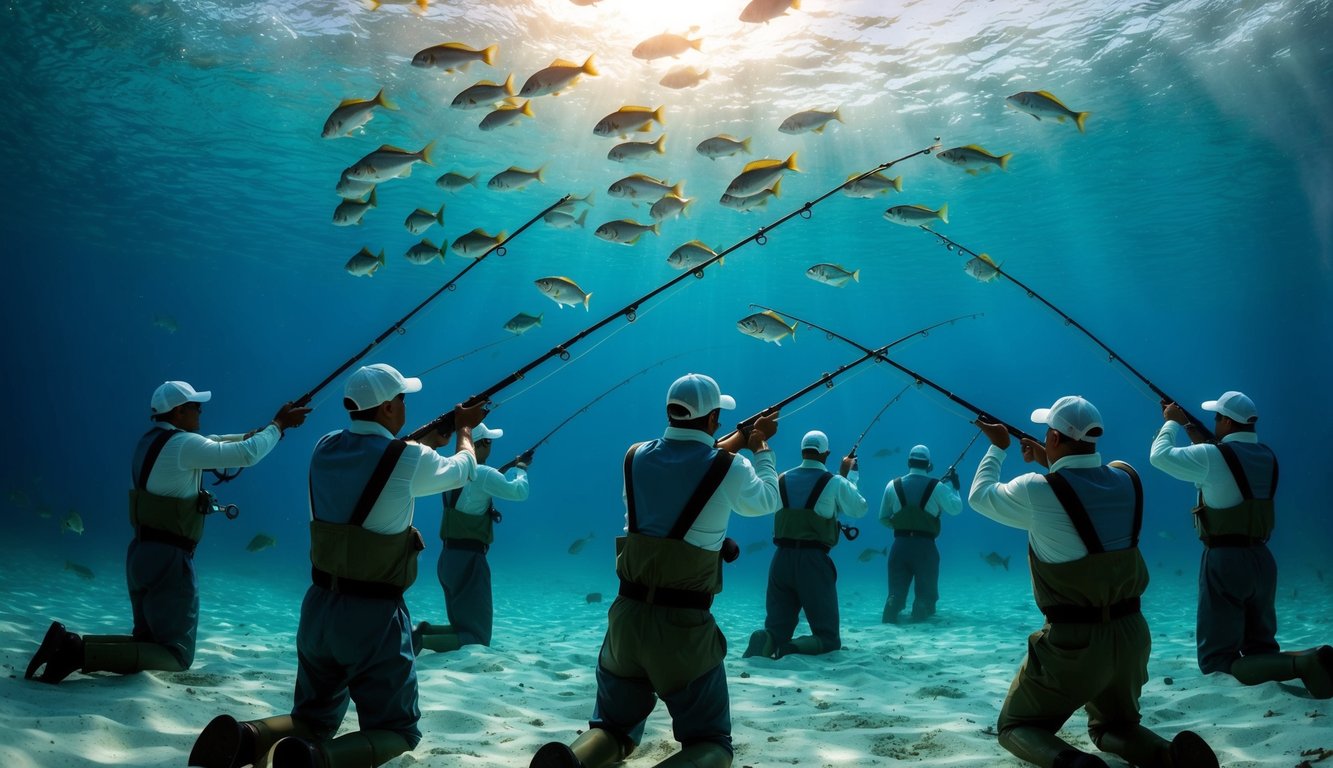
top-left (535, 276), bottom-right (592, 311)
top-left (503, 312), bottom-right (543, 335)
top-left (593, 105), bottom-right (664, 138)
top-left (594, 219), bottom-right (660, 245)
top-left (64, 561), bottom-right (94, 580)
top-left (345, 247), bottom-right (386, 277)
top-left (963, 253), bottom-right (1001, 283)
top-left (245, 533), bottom-right (276, 552)
top-left (1006, 90), bottom-right (1090, 133)
top-left (937, 144), bottom-right (1012, 173)
top-left (883, 203), bottom-right (948, 227)
top-left (740, 0), bottom-right (799, 23)
top-left (725, 153), bottom-right (799, 197)
top-left (552, 191), bottom-right (595, 214)
top-left (737, 310), bottom-right (795, 346)
top-left (332, 188), bottom-right (378, 226)
top-left (519, 55), bottom-right (598, 98)
top-left (841, 172), bottom-right (902, 198)
top-left (542, 209), bottom-right (588, 229)
top-left (411, 42), bottom-right (498, 73)
top-left (479, 100), bottom-right (534, 131)
top-left (405, 239), bottom-right (445, 265)
top-left (608, 135), bottom-right (666, 163)
top-left (778, 108), bottom-right (841, 135)
top-left (404, 205), bottom-right (444, 235)
top-left (667, 241), bottom-right (721, 271)
top-left (659, 66), bottom-right (709, 90)
top-left (649, 194), bottom-right (690, 222)
top-left (336, 171), bottom-right (376, 200)
top-left (608, 173), bottom-right (682, 201)
top-left (488, 166), bottom-right (545, 191)
top-left (61, 509), bottom-right (84, 535)
top-left (719, 178), bottom-right (781, 211)
top-left (632, 33), bottom-right (702, 60)
top-left (435, 171), bottom-right (478, 191)
top-left (345, 143), bottom-right (433, 182)
top-left (364, 0), bottom-right (429, 11)
top-left (322, 88), bottom-right (397, 139)
top-left (450, 228), bottom-right (507, 258)
top-left (451, 74), bottom-right (516, 109)
top-left (806, 263), bottom-right (859, 287)
top-left (696, 134), bottom-right (750, 161)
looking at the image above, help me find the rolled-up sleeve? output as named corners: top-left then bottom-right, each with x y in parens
top-left (176, 425), bottom-right (281, 470)
top-left (409, 445), bottom-right (477, 497)
top-left (968, 445), bottom-right (1034, 530)
top-left (729, 449), bottom-right (781, 517)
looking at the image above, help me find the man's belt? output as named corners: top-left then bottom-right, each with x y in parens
top-left (311, 567), bottom-right (404, 601)
top-left (893, 530), bottom-right (938, 540)
top-left (1041, 597), bottom-right (1141, 625)
top-left (617, 580), bottom-right (713, 610)
top-left (773, 538), bottom-right (831, 554)
top-left (442, 538), bottom-right (489, 554)
top-left (136, 526), bottom-right (198, 556)
top-left (1202, 534), bottom-right (1265, 548)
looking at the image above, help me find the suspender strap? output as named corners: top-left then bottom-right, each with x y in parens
top-left (668, 452), bottom-right (736, 540)
top-left (803, 472), bottom-right (834, 510)
top-left (350, 440), bottom-right (407, 527)
top-left (778, 473), bottom-right (789, 508)
top-left (443, 488), bottom-right (461, 509)
top-left (1044, 471), bottom-right (1105, 555)
top-left (892, 477), bottom-right (907, 508)
top-left (918, 478), bottom-right (939, 510)
top-left (137, 429), bottom-right (176, 490)
top-left (623, 442), bottom-right (646, 533)
top-left (1108, 461), bottom-right (1143, 547)
top-left (1215, 443), bottom-right (1254, 501)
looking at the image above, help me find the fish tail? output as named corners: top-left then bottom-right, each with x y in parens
top-left (1002, 555), bottom-right (1010, 570)
top-left (691, 38), bottom-right (703, 51)
top-left (418, 140), bottom-right (435, 166)
top-left (891, 175), bottom-right (903, 192)
top-left (503, 72), bottom-right (515, 95)
top-left (583, 54), bottom-right (599, 76)
top-left (654, 134), bottom-right (666, 153)
top-left (785, 152), bottom-right (801, 172)
top-left (701, 69), bottom-right (711, 80)
top-left (583, 292), bottom-right (592, 311)
top-left (741, 136), bottom-right (751, 153)
top-left (1075, 111), bottom-right (1090, 134)
top-left (671, 180), bottom-right (684, 198)
top-left (368, 187), bottom-right (378, 207)
top-left (375, 87), bottom-right (399, 111)
top-left (435, 204), bottom-right (445, 224)
top-left (653, 105), bottom-right (665, 126)
top-left (536, 165), bottom-right (546, 184)
top-left (576, 210), bottom-right (588, 228)
top-left (521, 100), bottom-right (534, 117)
top-left (792, 0), bottom-right (801, 8)
top-left (852, 269), bottom-right (860, 283)
top-left (771, 177), bottom-right (782, 197)
top-left (584, 190), bottom-right (596, 206)
top-left (482, 44), bottom-right (498, 66)
top-left (834, 107), bottom-right (843, 123)
top-left (650, 222), bottom-right (660, 236)
top-left (467, 172), bottom-right (479, 186)
top-left (681, 198), bottom-right (691, 218)
top-left (414, 0), bottom-right (428, 9)
top-left (366, 0), bottom-right (381, 9)
top-left (937, 203), bottom-right (949, 224)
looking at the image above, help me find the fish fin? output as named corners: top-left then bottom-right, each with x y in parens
top-left (1035, 89), bottom-right (1067, 107)
top-left (467, 172), bottom-right (479, 186)
top-left (415, 0), bottom-right (428, 9)
top-left (576, 210), bottom-right (588, 228)
top-left (337, 96), bottom-right (369, 107)
top-left (435, 204), bottom-right (445, 223)
top-left (786, 151), bottom-right (801, 172)
top-left (583, 54), bottom-right (599, 75)
top-left (536, 166), bottom-right (545, 183)
top-left (653, 105), bottom-right (665, 126)
top-left (551, 58), bottom-right (579, 67)
top-left (682, 198), bottom-right (691, 218)
top-left (374, 87), bottom-right (398, 111)
top-left (773, 338), bottom-right (781, 346)
top-left (650, 222), bottom-right (660, 236)
top-left (1075, 111), bottom-right (1090, 134)
top-left (892, 175), bottom-right (903, 192)
top-left (834, 107), bottom-right (843, 122)
top-left (636, 123), bottom-right (653, 133)
top-left (418, 140), bottom-right (435, 166)
top-left (670, 180), bottom-right (684, 198)
top-left (937, 203), bottom-right (948, 224)
top-left (503, 72), bottom-right (515, 95)
top-left (792, 0), bottom-right (801, 8)
top-left (482, 44), bottom-right (498, 66)
top-left (852, 269), bottom-right (860, 283)
top-left (814, 124), bottom-right (825, 134)
top-left (521, 100), bottom-right (534, 117)
top-left (999, 153), bottom-right (1012, 171)
top-left (583, 292), bottom-right (592, 311)
top-left (629, 234), bottom-right (642, 245)
top-left (368, 188), bottom-right (378, 207)
top-left (741, 158), bottom-right (781, 172)
top-left (654, 134), bottom-right (666, 153)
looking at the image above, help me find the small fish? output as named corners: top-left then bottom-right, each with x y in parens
top-left (335, 172), bottom-right (377, 200)
top-left (503, 312), bottom-right (543, 335)
top-left (479, 100), bottom-right (534, 131)
top-left (744, 540), bottom-right (770, 555)
top-left (632, 33), bottom-right (702, 61)
top-left (332, 189), bottom-right (378, 227)
top-left (696, 134), bottom-right (750, 161)
top-left (720, 181), bottom-right (780, 212)
top-left (981, 551), bottom-right (1011, 570)
top-left (659, 66), bottom-right (709, 90)
top-left (725, 153), bottom-right (800, 197)
top-left (608, 135), bottom-right (666, 163)
top-left (937, 144), bottom-right (1012, 174)
top-left (963, 253), bottom-right (1001, 283)
top-left (667, 241), bottom-right (721, 271)
top-left (404, 204), bottom-right (444, 235)
top-left (435, 171), bottom-right (479, 191)
top-left (411, 42), bottom-right (498, 73)
top-left (152, 314), bottom-right (179, 334)
top-left (542, 209), bottom-right (588, 229)
top-left (858, 546), bottom-right (887, 562)
top-left (740, 0), bottom-right (799, 23)
top-left (594, 219), bottom-right (660, 245)
top-left (585, 592), bottom-right (603, 603)
top-left (737, 310), bottom-right (796, 346)
top-left (451, 74), bottom-right (517, 109)
top-left (551, 191), bottom-right (596, 214)
top-left (519, 55), bottom-right (598, 98)
top-left (64, 561), bottom-right (94, 580)
top-left (883, 203), bottom-right (948, 227)
top-left (649, 194), bottom-right (690, 222)
top-left (567, 531), bottom-right (595, 554)
top-left (488, 166), bottom-right (545, 191)
top-left (450, 228), bottom-right (507, 258)
top-left (841, 172), bottom-right (902, 198)
top-left (873, 447), bottom-right (901, 458)
top-left (1006, 90), bottom-right (1090, 133)
top-left (245, 533), bottom-right (276, 553)
top-left (61, 509), bottom-right (84, 535)
top-left (536, 276), bottom-right (592, 311)
top-left (345, 143), bottom-right (434, 182)
top-left (594, 105), bottom-right (664, 138)
top-left (405, 239), bottom-right (445, 265)
top-left (608, 173), bottom-right (682, 201)
top-left (345, 247), bottom-right (386, 277)
top-left (322, 88), bottom-right (397, 138)
top-left (806, 263), bottom-right (859, 287)
top-left (779, 108), bottom-right (841, 135)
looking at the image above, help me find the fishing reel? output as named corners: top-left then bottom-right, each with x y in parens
top-left (198, 490), bottom-right (240, 520)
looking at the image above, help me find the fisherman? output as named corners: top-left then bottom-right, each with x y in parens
top-left (25, 381), bottom-right (309, 684)
top-left (743, 429), bottom-right (867, 658)
top-left (415, 422), bottom-right (531, 654)
top-left (970, 396), bottom-right (1218, 768)
top-left (188, 363), bottom-right (486, 768)
top-left (530, 373), bottom-right (780, 768)
top-left (1150, 392), bottom-right (1331, 698)
top-left (879, 444), bottom-right (961, 624)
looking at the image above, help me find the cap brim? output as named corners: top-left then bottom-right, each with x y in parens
top-left (191, 391), bottom-right (213, 403)
top-left (1030, 407), bottom-right (1052, 426)
top-left (1200, 399), bottom-right (1220, 413)
top-left (402, 377), bottom-right (423, 395)
top-left (476, 426), bottom-right (503, 440)
top-left (718, 394), bottom-right (736, 411)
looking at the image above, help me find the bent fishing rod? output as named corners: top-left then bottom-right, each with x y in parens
top-left (846, 382), bottom-right (915, 459)
top-left (918, 227), bottom-right (1215, 442)
top-left (407, 140), bottom-right (944, 441)
top-left (752, 305), bottom-right (1041, 443)
top-left (945, 429), bottom-right (983, 473)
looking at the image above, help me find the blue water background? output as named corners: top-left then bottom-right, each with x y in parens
top-left (2, 1), bottom-right (1331, 604)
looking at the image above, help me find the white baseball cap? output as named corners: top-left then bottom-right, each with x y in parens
top-left (666, 373), bottom-right (736, 420)
top-left (1031, 395), bottom-right (1104, 442)
top-left (150, 381), bottom-right (212, 415)
top-left (344, 363), bottom-right (422, 411)
top-left (908, 444), bottom-right (931, 464)
top-left (1201, 391), bottom-right (1257, 424)
top-left (474, 423), bottom-right (504, 440)
top-left (801, 430), bottom-right (829, 453)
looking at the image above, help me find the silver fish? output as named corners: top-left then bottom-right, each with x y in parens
top-left (345, 143), bottom-right (433, 182)
top-left (450, 228), bottom-right (507, 258)
top-left (594, 105), bottom-right (663, 138)
top-left (608, 135), bottom-right (665, 162)
top-left (857, 546), bottom-right (887, 562)
top-left (594, 219), bottom-right (659, 245)
top-left (659, 66), bottom-right (709, 90)
top-left (404, 205), bottom-right (444, 235)
top-left (631, 33), bottom-right (702, 60)
top-left (740, 0), bottom-right (799, 23)
top-left (479, 100), bottom-right (534, 131)
top-left (411, 42), bottom-right (498, 73)
top-left (883, 203), bottom-right (948, 227)
top-left (1006, 90), bottom-right (1090, 133)
top-left (542, 209), bottom-right (588, 229)
top-left (61, 509), bottom-right (84, 535)
top-left (666, 241), bottom-right (720, 271)
top-left (535, 276), bottom-right (591, 310)
top-left (649, 194), bottom-right (690, 222)
top-left (405, 239), bottom-right (445, 265)
top-left (608, 173), bottom-right (681, 201)
top-left (435, 171), bottom-right (479, 191)
top-left (937, 144), bottom-right (1012, 174)
top-left (503, 312), bottom-right (543, 335)
top-left (245, 533), bottom-right (276, 552)
top-left (64, 561), bottom-right (94, 580)
top-left (841, 172), bottom-right (902, 198)
top-left (778, 108), bottom-right (841, 135)
top-left (696, 134), bottom-right (750, 160)
top-left (982, 551), bottom-right (1011, 570)
top-left (720, 183), bottom-right (780, 212)
top-left (736, 310), bottom-right (795, 346)
top-left (345, 247), bottom-right (386, 277)
top-left (488, 166), bottom-right (544, 191)
top-left (519, 55), bottom-right (598, 98)
top-left (567, 531), bottom-right (595, 554)
top-left (725, 153), bottom-right (799, 197)
top-left (322, 88), bottom-right (397, 138)
top-left (963, 253), bottom-right (1001, 283)
top-left (451, 74), bottom-right (516, 109)
top-left (335, 171), bottom-right (376, 200)
top-left (332, 189), bottom-right (377, 226)
top-left (805, 263), bottom-right (859, 287)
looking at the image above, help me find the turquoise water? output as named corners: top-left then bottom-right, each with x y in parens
top-left (3, 0), bottom-right (1331, 596)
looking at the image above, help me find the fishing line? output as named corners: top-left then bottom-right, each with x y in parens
top-left (918, 226), bottom-right (1215, 440)
top-left (772, 356), bottom-right (882, 422)
top-left (407, 140), bottom-right (944, 441)
top-left (847, 381), bottom-right (916, 458)
top-left (415, 334), bottom-right (517, 378)
top-left (945, 429), bottom-right (983, 473)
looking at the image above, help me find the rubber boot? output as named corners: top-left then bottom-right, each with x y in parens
top-left (653, 741), bottom-right (732, 768)
top-left (741, 630), bottom-right (774, 659)
top-left (1000, 726), bottom-right (1107, 768)
top-left (1295, 646), bottom-right (1333, 699)
top-left (270, 729), bottom-right (411, 768)
top-left (83, 639), bottom-right (186, 674)
top-left (190, 714), bottom-right (312, 768)
top-left (420, 630), bottom-right (462, 654)
top-left (1240, 647), bottom-right (1333, 699)
top-left (1091, 724), bottom-right (1171, 767)
top-left (530, 728), bottom-right (628, 768)
top-left (882, 598), bottom-right (904, 624)
top-left (776, 635), bottom-right (824, 658)
top-left (25, 621), bottom-right (85, 684)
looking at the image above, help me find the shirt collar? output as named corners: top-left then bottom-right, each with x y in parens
top-left (1048, 452), bottom-right (1103, 472)
top-left (1221, 432), bottom-right (1259, 444)
top-left (799, 458), bottom-right (827, 470)
top-left (906, 466), bottom-right (929, 477)
top-left (663, 426), bottom-right (715, 445)
top-left (349, 420), bottom-right (397, 439)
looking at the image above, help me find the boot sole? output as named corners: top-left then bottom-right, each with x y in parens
top-left (1305, 645), bottom-right (1333, 700)
top-left (742, 630), bottom-right (773, 659)
top-left (1170, 730), bottom-right (1218, 768)
top-left (188, 714), bottom-right (247, 768)
top-left (530, 741), bottom-right (582, 768)
top-left (25, 622), bottom-right (66, 680)
top-left (271, 736), bottom-right (319, 768)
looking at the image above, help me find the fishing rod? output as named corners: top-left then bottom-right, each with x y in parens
top-left (416, 334), bottom-right (517, 378)
top-left (752, 304), bottom-right (1041, 443)
top-left (945, 429), bottom-right (983, 473)
top-left (847, 382), bottom-right (915, 459)
top-left (919, 227), bottom-right (1215, 442)
top-left (407, 140), bottom-right (944, 441)
top-left (494, 352), bottom-right (687, 472)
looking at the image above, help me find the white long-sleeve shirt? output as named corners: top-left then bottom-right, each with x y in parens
top-left (787, 458), bottom-right (868, 519)
top-left (145, 423), bottom-right (282, 499)
top-left (1149, 423), bottom-right (1261, 508)
top-left (967, 445), bottom-right (1106, 564)
top-left (452, 464), bottom-right (529, 515)
top-left (878, 466), bottom-right (962, 524)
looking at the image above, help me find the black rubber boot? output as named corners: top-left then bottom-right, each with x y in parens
top-left (189, 715), bottom-right (256, 768)
top-left (741, 629), bottom-right (774, 659)
top-left (25, 621), bottom-right (84, 684)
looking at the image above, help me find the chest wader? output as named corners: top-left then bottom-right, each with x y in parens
top-left (421, 488), bottom-right (497, 653)
top-left (440, 487), bottom-right (495, 551)
top-left (1193, 442), bottom-right (1278, 548)
top-left (128, 428), bottom-right (207, 553)
top-left (773, 471), bottom-right (839, 550)
top-left (888, 476), bottom-right (941, 539)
